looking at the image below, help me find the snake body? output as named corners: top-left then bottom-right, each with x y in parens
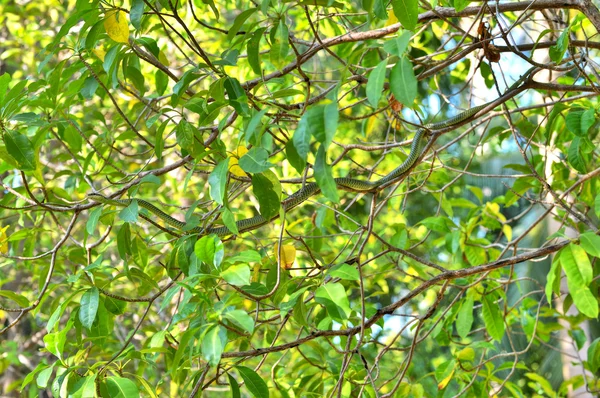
top-left (89, 69), bottom-right (534, 237)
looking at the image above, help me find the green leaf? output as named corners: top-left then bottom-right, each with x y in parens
top-left (579, 232), bottom-right (600, 258)
top-left (224, 77), bottom-right (249, 116)
top-left (572, 286), bottom-right (599, 318)
top-left (80, 76), bottom-right (98, 99)
top-left (581, 108), bottom-right (596, 134)
top-left (270, 20), bottom-right (289, 66)
top-left (382, 31), bottom-right (412, 56)
top-left (561, 244), bottom-right (592, 289)
top-left (481, 294), bottom-right (504, 341)
top-left (453, 0), bottom-right (470, 12)
top-left (117, 224), bottom-right (132, 260)
top-left (195, 234), bottom-right (224, 268)
top-left (130, 0), bottom-right (144, 29)
top-left (208, 158), bottom-right (229, 206)
top-left (479, 62), bottom-right (494, 89)
top-left (245, 108), bottom-right (269, 145)
top-left (391, 0), bottom-right (418, 31)
top-left (568, 137), bottom-right (586, 173)
top-left (465, 245), bottom-right (487, 266)
top-left (252, 173), bottom-right (280, 220)
top-left (102, 376), bottom-right (140, 398)
top-left (176, 120), bottom-right (194, 150)
top-left (239, 147), bottom-right (273, 173)
top-left (315, 282), bottom-right (351, 321)
top-left (329, 264), bottom-right (359, 281)
top-left (595, 194), bottom-right (600, 218)
top-left (0, 290), bottom-right (30, 307)
top-left (227, 8), bottom-right (257, 42)
top-left (549, 28), bottom-right (569, 63)
top-left (228, 373), bottom-right (241, 398)
top-left (224, 309), bottom-right (255, 333)
top-left (566, 111), bottom-right (584, 136)
top-left (236, 366), bottom-right (270, 398)
top-left (221, 264), bottom-right (251, 286)
top-left (366, 60), bottom-right (387, 108)
top-left (79, 287), bottom-right (99, 329)
top-left (86, 206), bottom-right (103, 235)
top-left (456, 293), bottom-right (474, 339)
top-left (285, 138), bottom-right (305, 173)
top-left (202, 325), bottom-right (225, 366)
top-left (222, 207), bottom-right (239, 235)
top-left (0, 73), bottom-right (11, 106)
top-left (314, 145), bottom-right (339, 203)
top-left (373, 0), bottom-right (387, 19)
top-left (3, 130), bottom-right (36, 171)
top-left (119, 200), bottom-right (139, 223)
top-left (389, 57), bottom-right (417, 107)
top-left (546, 254), bottom-right (561, 305)
top-left (588, 338), bottom-right (600, 373)
top-left (247, 28), bottom-right (266, 75)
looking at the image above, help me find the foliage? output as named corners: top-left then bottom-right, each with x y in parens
top-left (1, 0), bottom-right (600, 396)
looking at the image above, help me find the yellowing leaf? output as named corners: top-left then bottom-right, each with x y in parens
top-left (386, 9), bottom-right (399, 26)
top-left (0, 225), bottom-right (9, 254)
top-left (104, 10), bottom-right (129, 44)
top-left (229, 146), bottom-right (249, 177)
top-left (274, 243), bottom-right (296, 269)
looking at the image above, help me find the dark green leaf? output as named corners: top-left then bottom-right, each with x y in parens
top-left (102, 376), bottom-right (140, 398)
top-left (236, 366), bottom-right (270, 398)
top-left (366, 60), bottom-right (387, 107)
top-left (481, 294), bottom-right (504, 341)
top-left (315, 283), bottom-right (350, 321)
top-left (549, 28), bottom-right (569, 63)
top-left (86, 206), bottom-right (103, 235)
top-left (456, 293), bottom-right (474, 339)
top-left (286, 139), bottom-right (305, 173)
top-left (566, 111), bottom-right (584, 136)
top-left (3, 130), bottom-right (36, 171)
top-left (80, 76), bottom-right (99, 99)
top-left (227, 8), bottom-right (257, 41)
top-left (224, 77), bottom-right (249, 116)
top-left (79, 287), bottom-right (99, 329)
top-left (252, 173), bottom-right (280, 220)
top-left (228, 373), bottom-right (241, 398)
top-left (270, 20), bottom-right (289, 66)
top-left (222, 207), bottom-right (239, 235)
top-left (568, 137), bottom-right (586, 173)
top-left (247, 28), bottom-right (266, 75)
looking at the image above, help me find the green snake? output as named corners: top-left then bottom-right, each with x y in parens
top-left (89, 68), bottom-right (534, 237)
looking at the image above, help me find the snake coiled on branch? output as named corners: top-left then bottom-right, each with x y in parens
top-left (89, 68), bottom-right (535, 237)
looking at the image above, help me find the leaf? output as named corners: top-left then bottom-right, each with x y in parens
top-left (549, 27), bottom-right (569, 63)
top-left (588, 338), bottom-right (600, 373)
top-left (367, 60), bottom-right (387, 107)
top-left (195, 235), bottom-right (224, 268)
top-left (546, 254), bottom-right (561, 305)
top-left (227, 8), bottom-right (257, 42)
top-left (314, 145), bottom-right (339, 203)
top-left (245, 108), bottom-right (268, 145)
top-left (315, 283), bottom-right (351, 321)
top-left (103, 376), bottom-right (140, 398)
top-left (252, 173), bottom-right (280, 220)
top-left (581, 108), bottom-right (596, 134)
top-left (391, 0), bottom-right (418, 31)
top-left (456, 293), bottom-right (474, 339)
top-left (119, 200), bottom-right (139, 223)
top-left (86, 207), bottom-right (103, 235)
top-left (0, 225), bottom-right (8, 254)
top-left (202, 325), bottom-right (225, 366)
top-left (382, 31), bottom-right (412, 56)
top-left (229, 146), bottom-right (249, 177)
top-left (222, 207), bottom-right (239, 235)
top-left (566, 111), bottom-right (584, 136)
top-left (572, 286), bottom-right (599, 318)
top-left (209, 158), bottom-right (229, 205)
top-left (80, 76), bottom-right (98, 99)
top-left (221, 264), bottom-right (251, 286)
top-left (329, 264), bottom-right (359, 281)
top-left (481, 294), bottom-right (504, 341)
top-left (176, 120), bottom-right (194, 150)
top-left (3, 130), bottom-right (36, 171)
top-left (568, 137), bottom-right (586, 173)
top-left (0, 289), bottom-right (30, 307)
top-left (247, 28), bottom-right (266, 75)
top-left (579, 232), bottom-right (600, 258)
top-left (130, 0), bottom-right (145, 29)
top-left (389, 57), bottom-right (417, 107)
top-left (239, 147), bottom-right (273, 173)
top-left (561, 244), bottom-right (592, 289)
top-left (104, 10), bottom-right (129, 43)
top-left (224, 77), bottom-right (249, 116)
top-left (286, 139), bottom-right (305, 173)
top-left (273, 243), bottom-right (296, 269)
top-left (453, 0), bottom-right (470, 12)
top-left (270, 20), bottom-right (289, 66)
top-left (236, 366), bottom-right (270, 398)
top-left (79, 287), bottom-right (99, 329)
top-left (0, 73), bottom-right (11, 106)
top-left (224, 310), bottom-right (255, 333)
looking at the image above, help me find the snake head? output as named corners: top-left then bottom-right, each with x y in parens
top-left (87, 193), bottom-right (105, 202)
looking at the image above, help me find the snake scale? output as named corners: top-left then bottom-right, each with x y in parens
top-left (89, 68), bottom-right (534, 237)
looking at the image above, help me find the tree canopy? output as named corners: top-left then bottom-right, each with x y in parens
top-left (1, 0), bottom-right (600, 396)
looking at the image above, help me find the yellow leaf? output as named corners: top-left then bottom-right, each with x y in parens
top-left (229, 146), bottom-right (249, 177)
top-left (274, 243), bottom-right (296, 269)
top-left (93, 48), bottom-right (106, 61)
top-left (437, 365), bottom-right (455, 390)
top-left (386, 9), bottom-right (399, 26)
top-left (0, 225), bottom-right (9, 254)
top-left (104, 10), bottom-right (129, 44)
